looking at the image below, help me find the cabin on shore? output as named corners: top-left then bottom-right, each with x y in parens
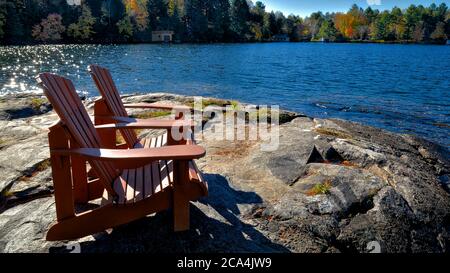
top-left (151, 31), bottom-right (174, 43)
top-left (271, 34), bottom-right (290, 42)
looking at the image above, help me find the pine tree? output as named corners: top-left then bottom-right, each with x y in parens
top-left (229, 0), bottom-right (250, 40)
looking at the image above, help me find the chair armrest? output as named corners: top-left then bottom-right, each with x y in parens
top-left (94, 119), bottom-right (194, 130)
top-left (51, 145), bottom-right (206, 169)
top-left (123, 103), bottom-right (191, 111)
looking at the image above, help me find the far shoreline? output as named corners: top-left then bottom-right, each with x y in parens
top-left (1, 40), bottom-right (449, 47)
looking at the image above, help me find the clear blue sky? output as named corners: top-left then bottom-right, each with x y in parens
top-left (261, 0), bottom-right (450, 17)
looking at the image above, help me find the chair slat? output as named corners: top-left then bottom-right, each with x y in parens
top-left (125, 168), bottom-right (136, 204)
top-left (167, 160), bottom-right (174, 185)
top-left (114, 170), bottom-right (128, 204)
top-left (160, 160), bottom-right (170, 190)
top-left (142, 165), bottom-right (151, 199)
top-left (89, 65), bottom-right (138, 147)
top-left (37, 73), bottom-right (118, 195)
top-left (134, 167), bottom-right (145, 202)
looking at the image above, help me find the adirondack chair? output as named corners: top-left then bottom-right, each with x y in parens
top-left (88, 64), bottom-right (193, 149)
top-left (36, 73), bottom-right (208, 241)
top-left (88, 64), bottom-right (204, 188)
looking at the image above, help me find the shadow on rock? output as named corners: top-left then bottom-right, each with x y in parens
top-left (50, 173), bottom-right (289, 253)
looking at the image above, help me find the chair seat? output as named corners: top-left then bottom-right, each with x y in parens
top-left (102, 133), bottom-right (204, 205)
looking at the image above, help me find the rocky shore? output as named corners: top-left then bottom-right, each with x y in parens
top-left (0, 92), bottom-right (449, 253)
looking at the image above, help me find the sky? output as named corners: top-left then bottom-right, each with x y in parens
top-left (262, 0), bottom-right (450, 17)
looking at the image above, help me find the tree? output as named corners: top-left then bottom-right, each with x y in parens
top-left (167, 0), bottom-right (184, 40)
top-left (85, 0), bottom-right (103, 18)
top-left (334, 13), bottom-right (353, 38)
top-left (183, 0), bottom-right (208, 41)
top-left (364, 6), bottom-right (378, 24)
top-left (405, 5), bottom-right (422, 40)
top-left (347, 4), bottom-right (368, 39)
top-left (117, 15), bottom-right (133, 39)
top-left (430, 21), bottom-right (447, 40)
top-left (124, 0), bottom-right (149, 31)
top-left (251, 1), bottom-right (265, 24)
top-left (98, 0), bottom-right (126, 42)
top-left (262, 11), bottom-right (276, 39)
top-left (229, 0), bottom-right (250, 40)
top-left (287, 16), bottom-right (307, 41)
top-left (274, 11), bottom-right (287, 34)
top-left (389, 7), bottom-right (406, 40)
top-left (318, 19), bottom-right (337, 41)
top-left (356, 25), bottom-right (369, 40)
top-left (100, 0), bottom-right (126, 27)
top-left (67, 5), bottom-right (96, 40)
top-left (0, 1), bottom-right (6, 40)
top-left (207, 0), bottom-right (231, 41)
top-left (31, 13), bottom-right (65, 42)
top-left (412, 21), bottom-right (425, 42)
top-left (305, 12), bottom-right (324, 40)
top-left (147, 0), bottom-right (168, 30)
top-left (3, 1), bottom-right (26, 43)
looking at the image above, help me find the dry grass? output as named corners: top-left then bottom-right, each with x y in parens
top-left (130, 110), bottom-right (171, 119)
top-left (211, 141), bottom-right (256, 158)
top-left (314, 127), bottom-right (352, 139)
top-left (340, 160), bottom-right (358, 167)
top-left (0, 138), bottom-right (7, 147)
top-left (1, 190), bottom-right (13, 198)
top-left (35, 158), bottom-right (51, 172)
top-left (187, 98), bottom-right (229, 109)
top-left (30, 97), bottom-right (47, 110)
top-left (306, 180), bottom-right (333, 196)
top-left (115, 129), bottom-right (143, 145)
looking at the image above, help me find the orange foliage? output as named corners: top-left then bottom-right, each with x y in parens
top-left (123, 0), bottom-right (149, 31)
top-left (334, 13), bottom-right (354, 38)
top-left (334, 11), bottom-right (368, 39)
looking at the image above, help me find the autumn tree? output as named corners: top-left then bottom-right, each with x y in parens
top-left (124, 0), bottom-right (149, 31)
top-left (334, 13), bottom-right (353, 38)
top-left (31, 13), bottom-right (65, 42)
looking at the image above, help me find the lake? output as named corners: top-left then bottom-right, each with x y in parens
top-left (0, 43), bottom-right (449, 147)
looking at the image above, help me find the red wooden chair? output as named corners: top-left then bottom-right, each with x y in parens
top-left (88, 64), bottom-right (193, 149)
top-left (88, 64), bottom-right (204, 189)
top-left (36, 73), bottom-right (208, 241)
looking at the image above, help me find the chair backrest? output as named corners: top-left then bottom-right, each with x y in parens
top-left (88, 64), bottom-right (138, 147)
top-left (37, 73), bottom-right (119, 194)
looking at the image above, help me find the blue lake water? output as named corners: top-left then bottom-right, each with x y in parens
top-left (0, 43), bottom-right (449, 146)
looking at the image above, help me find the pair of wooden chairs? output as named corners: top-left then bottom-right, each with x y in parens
top-left (37, 65), bottom-right (207, 241)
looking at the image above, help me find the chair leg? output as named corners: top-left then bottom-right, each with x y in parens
top-left (173, 160), bottom-right (191, 232)
top-left (173, 190), bottom-right (190, 232)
